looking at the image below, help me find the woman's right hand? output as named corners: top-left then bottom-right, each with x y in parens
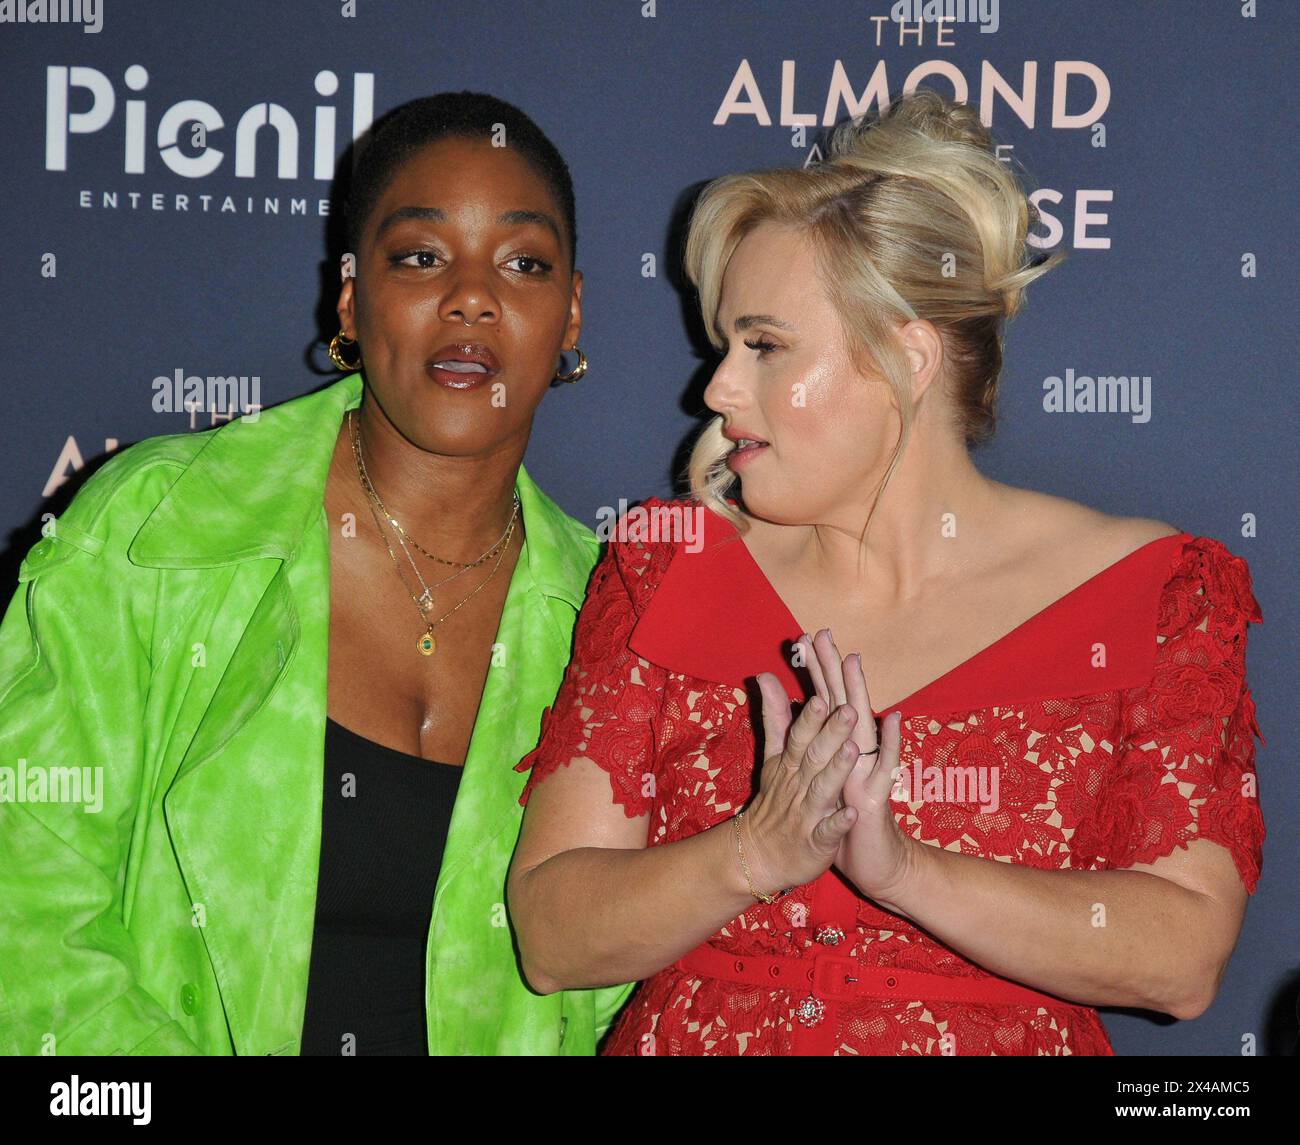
top-left (736, 672), bottom-right (862, 896)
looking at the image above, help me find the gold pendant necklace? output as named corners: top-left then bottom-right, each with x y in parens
top-left (348, 409), bottom-right (520, 656)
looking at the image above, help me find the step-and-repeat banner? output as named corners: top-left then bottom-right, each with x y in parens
top-left (0, 1), bottom-right (1293, 1057)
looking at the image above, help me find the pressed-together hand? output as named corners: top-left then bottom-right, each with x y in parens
top-left (741, 670), bottom-right (863, 898)
top-left (799, 629), bottom-right (919, 909)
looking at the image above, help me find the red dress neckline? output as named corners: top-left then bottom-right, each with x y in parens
top-left (626, 500), bottom-right (1194, 718)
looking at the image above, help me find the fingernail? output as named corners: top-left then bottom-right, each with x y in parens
top-left (838, 706), bottom-right (855, 724)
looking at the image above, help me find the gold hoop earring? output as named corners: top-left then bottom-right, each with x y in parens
top-left (554, 346), bottom-right (588, 383)
top-left (329, 330), bottom-right (362, 372)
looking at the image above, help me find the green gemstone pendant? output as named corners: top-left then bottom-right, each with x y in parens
top-left (418, 632), bottom-right (436, 656)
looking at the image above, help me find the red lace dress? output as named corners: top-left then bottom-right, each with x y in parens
top-left (516, 497), bottom-right (1266, 1056)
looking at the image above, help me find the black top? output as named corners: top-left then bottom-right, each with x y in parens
top-left (299, 716), bottom-right (463, 1056)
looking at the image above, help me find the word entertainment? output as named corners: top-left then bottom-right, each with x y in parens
top-left (1042, 369), bottom-right (1151, 423)
top-left (152, 370), bottom-right (261, 420)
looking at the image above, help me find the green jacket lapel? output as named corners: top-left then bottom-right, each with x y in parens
top-left (124, 372), bottom-right (604, 1053)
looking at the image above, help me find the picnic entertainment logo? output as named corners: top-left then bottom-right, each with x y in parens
top-left (46, 65), bottom-right (375, 222)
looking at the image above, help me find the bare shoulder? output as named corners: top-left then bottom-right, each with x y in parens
top-left (994, 485), bottom-right (1182, 572)
top-left (1104, 514), bottom-right (1184, 548)
top-left (1076, 505), bottom-right (1182, 554)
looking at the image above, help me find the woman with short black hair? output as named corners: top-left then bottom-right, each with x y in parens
top-left (0, 90), bottom-right (631, 1057)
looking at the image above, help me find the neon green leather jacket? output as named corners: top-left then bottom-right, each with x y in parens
top-left (0, 371), bottom-right (634, 1055)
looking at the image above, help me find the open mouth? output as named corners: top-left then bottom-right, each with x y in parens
top-left (431, 360), bottom-right (491, 375)
top-left (726, 437), bottom-right (770, 470)
top-left (426, 356), bottom-right (497, 388)
top-left (426, 342), bottom-right (500, 388)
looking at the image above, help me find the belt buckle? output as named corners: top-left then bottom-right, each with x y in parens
top-left (811, 951), bottom-right (861, 1003)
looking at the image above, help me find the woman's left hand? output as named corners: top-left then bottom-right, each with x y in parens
top-left (799, 629), bottom-right (919, 910)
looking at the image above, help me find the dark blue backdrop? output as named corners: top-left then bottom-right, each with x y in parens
top-left (0, 0), bottom-right (1295, 1056)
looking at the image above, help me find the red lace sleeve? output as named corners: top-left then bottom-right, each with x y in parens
top-left (1092, 536), bottom-right (1266, 892)
top-left (515, 506), bottom-right (676, 818)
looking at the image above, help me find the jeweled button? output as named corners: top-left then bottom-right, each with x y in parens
top-left (794, 995), bottom-right (826, 1028)
top-left (814, 925), bottom-right (845, 946)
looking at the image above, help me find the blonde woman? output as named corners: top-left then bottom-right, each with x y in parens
top-left (506, 89), bottom-right (1265, 1055)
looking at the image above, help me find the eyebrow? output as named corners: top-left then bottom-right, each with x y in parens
top-left (715, 313), bottom-right (797, 339)
top-left (374, 205), bottom-right (563, 248)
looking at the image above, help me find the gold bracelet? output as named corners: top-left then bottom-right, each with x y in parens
top-left (733, 810), bottom-right (785, 904)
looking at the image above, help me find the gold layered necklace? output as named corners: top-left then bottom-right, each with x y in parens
top-left (348, 408), bottom-right (519, 656)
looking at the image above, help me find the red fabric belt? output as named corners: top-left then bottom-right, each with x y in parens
top-left (674, 939), bottom-right (1069, 1009)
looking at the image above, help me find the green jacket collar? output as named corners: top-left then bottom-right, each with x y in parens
top-left (126, 371), bottom-right (591, 607)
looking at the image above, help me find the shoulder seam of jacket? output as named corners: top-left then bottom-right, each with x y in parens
top-left (53, 434), bottom-right (210, 543)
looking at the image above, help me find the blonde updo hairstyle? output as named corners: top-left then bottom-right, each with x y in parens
top-left (683, 87), bottom-right (1064, 534)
